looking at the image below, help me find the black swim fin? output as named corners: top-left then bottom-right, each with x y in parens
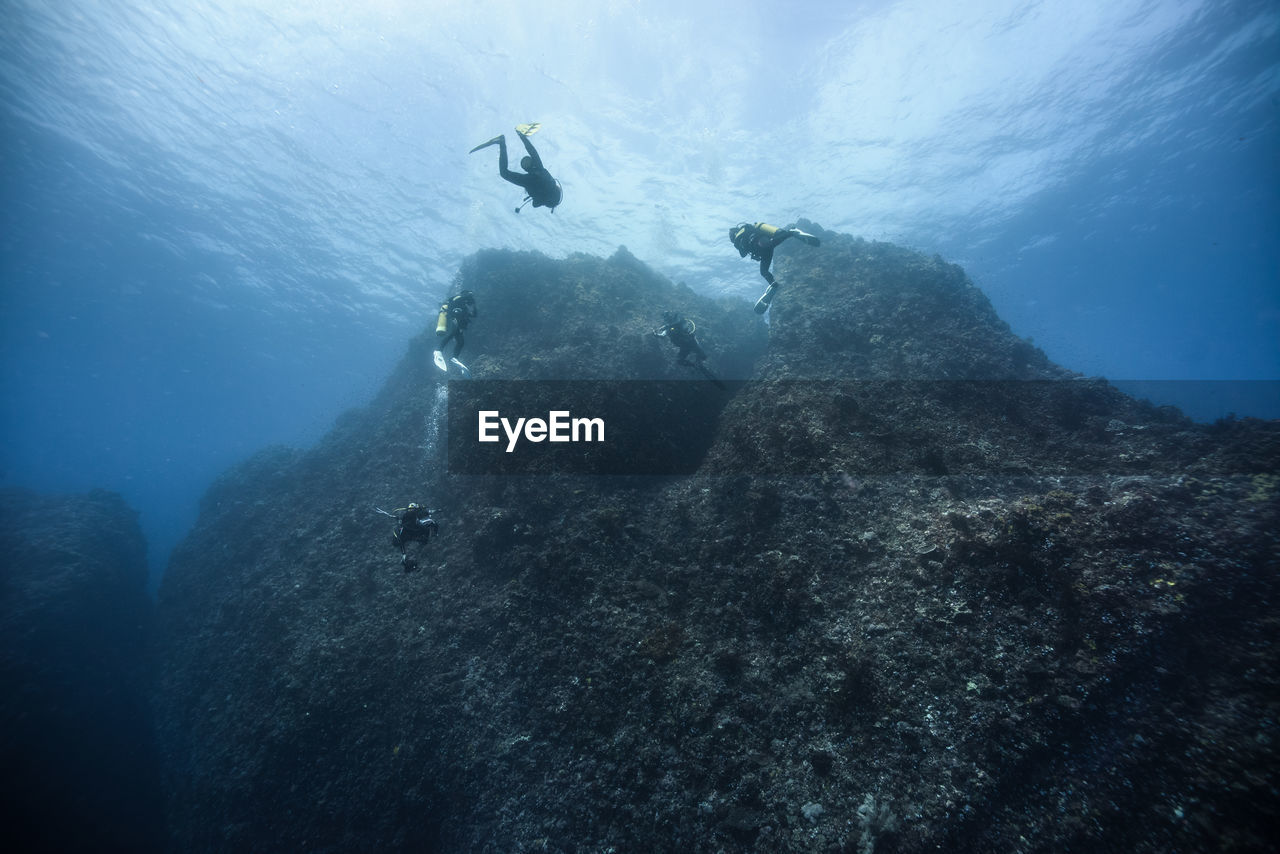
top-left (469, 135), bottom-right (503, 153)
top-left (754, 284), bottom-right (778, 314)
top-left (695, 362), bottom-right (726, 390)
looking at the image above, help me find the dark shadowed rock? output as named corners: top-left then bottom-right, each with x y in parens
top-left (156, 238), bottom-right (1279, 852)
top-left (0, 488), bottom-right (163, 853)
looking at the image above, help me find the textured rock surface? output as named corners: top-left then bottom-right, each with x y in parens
top-left (0, 488), bottom-right (163, 853)
top-left (155, 237), bottom-right (1278, 852)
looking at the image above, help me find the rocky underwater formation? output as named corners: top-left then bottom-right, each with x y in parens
top-left (155, 228), bottom-right (1278, 852)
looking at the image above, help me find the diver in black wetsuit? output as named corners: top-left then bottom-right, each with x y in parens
top-left (436, 290), bottom-right (478, 358)
top-left (389, 503), bottom-right (437, 572)
top-left (729, 222), bottom-right (820, 314)
top-left (652, 311), bottom-right (724, 388)
top-left (470, 125), bottom-right (563, 212)
top-left (652, 311), bottom-right (707, 366)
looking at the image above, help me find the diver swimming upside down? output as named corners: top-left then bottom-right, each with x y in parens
top-left (470, 124), bottom-right (563, 213)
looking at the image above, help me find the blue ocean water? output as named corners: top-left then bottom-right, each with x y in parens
top-left (2, 0), bottom-right (1277, 587)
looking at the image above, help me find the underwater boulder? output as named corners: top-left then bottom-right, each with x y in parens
top-left (153, 238), bottom-right (1280, 853)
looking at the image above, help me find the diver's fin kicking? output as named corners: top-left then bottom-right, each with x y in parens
top-left (754, 284), bottom-right (779, 315)
top-left (515, 122), bottom-right (540, 136)
top-left (791, 229), bottom-right (820, 247)
top-left (433, 350), bottom-right (448, 372)
top-left (695, 362), bottom-right (726, 390)
top-left (469, 135), bottom-right (503, 153)
top-left (449, 357), bottom-right (471, 378)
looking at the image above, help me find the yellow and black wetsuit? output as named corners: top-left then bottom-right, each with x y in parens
top-left (730, 222), bottom-right (794, 285)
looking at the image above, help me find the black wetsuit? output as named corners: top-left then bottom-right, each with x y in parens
top-left (655, 317), bottom-right (706, 365)
top-left (499, 133), bottom-right (562, 209)
top-left (437, 295), bottom-right (477, 357)
top-left (392, 506), bottom-right (437, 570)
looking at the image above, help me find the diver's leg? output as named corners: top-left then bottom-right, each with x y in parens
top-left (498, 141), bottom-right (535, 192)
top-left (759, 250), bottom-right (776, 285)
top-left (399, 531), bottom-right (421, 571)
top-left (453, 332), bottom-right (464, 358)
top-left (497, 136), bottom-right (511, 179)
top-left (754, 251), bottom-right (779, 314)
top-left (783, 223), bottom-right (821, 246)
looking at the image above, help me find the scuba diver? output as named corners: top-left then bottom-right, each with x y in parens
top-left (652, 311), bottom-right (724, 389)
top-left (728, 222), bottom-right (821, 314)
top-left (378, 503), bottom-right (438, 572)
top-left (434, 290), bottom-right (478, 376)
top-left (470, 123), bottom-right (563, 213)
top-left (653, 311), bottom-right (707, 366)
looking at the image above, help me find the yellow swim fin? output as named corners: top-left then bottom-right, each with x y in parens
top-left (515, 122), bottom-right (541, 136)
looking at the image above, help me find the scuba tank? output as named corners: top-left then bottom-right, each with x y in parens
top-left (435, 304), bottom-right (449, 334)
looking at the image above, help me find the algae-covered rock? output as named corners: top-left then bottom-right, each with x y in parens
top-left (155, 235), bottom-right (1279, 853)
